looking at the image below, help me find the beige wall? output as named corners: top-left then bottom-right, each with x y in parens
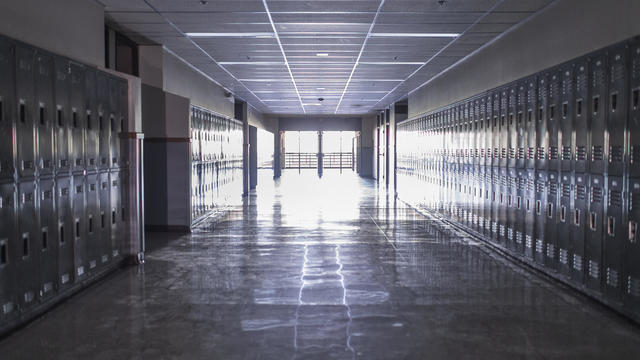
top-left (409, 0), bottom-right (640, 118)
top-left (0, 0), bottom-right (104, 66)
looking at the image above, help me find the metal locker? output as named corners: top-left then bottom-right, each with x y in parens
top-left (96, 72), bottom-right (110, 170)
top-left (558, 172), bottom-right (574, 277)
top-left (571, 173), bottom-right (588, 283)
top-left (69, 63), bottom-right (85, 173)
top-left (603, 176), bottom-right (625, 300)
top-left (507, 86), bottom-right (517, 170)
top-left (15, 44), bottom-right (36, 179)
top-left (506, 167), bottom-right (519, 252)
top-left (56, 176), bottom-right (74, 290)
top-left (117, 79), bottom-right (128, 167)
top-left (0, 37), bottom-right (15, 181)
top-left (574, 59), bottom-right (589, 174)
top-left (626, 178), bottom-right (640, 312)
top-left (536, 74), bottom-right (549, 171)
top-left (498, 90), bottom-right (507, 169)
top-left (491, 92), bottom-right (500, 169)
top-left (38, 178), bottom-right (58, 299)
top-left (120, 170), bottom-right (129, 257)
top-left (84, 67), bottom-right (98, 172)
top-left (548, 70), bottom-right (561, 172)
top-left (526, 77), bottom-right (537, 170)
top-left (589, 51), bottom-right (608, 174)
top-left (110, 170), bottom-right (122, 260)
top-left (85, 173), bottom-right (100, 273)
top-left (98, 172), bottom-right (111, 266)
top-left (72, 174), bottom-right (86, 280)
top-left (545, 171), bottom-right (559, 270)
top-left (607, 44), bottom-right (629, 177)
top-left (524, 169), bottom-right (536, 260)
top-left (34, 50), bottom-right (55, 177)
top-left (53, 56), bottom-right (70, 175)
top-left (0, 182), bottom-right (17, 319)
top-left (586, 174), bottom-right (605, 292)
top-left (482, 96), bottom-right (491, 168)
top-left (630, 39), bottom-right (640, 177)
top-left (559, 65), bottom-right (575, 173)
top-left (516, 82), bottom-right (527, 170)
top-left (490, 166), bottom-right (500, 242)
top-left (534, 171), bottom-right (548, 265)
top-left (108, 76), bottom-right (120, 169)
top-left (16, 180), bottom-right (40, 309)
top-left (514, 169), bottom-right (527, 255)
top-left (498, 167), bottom-right (508, 246)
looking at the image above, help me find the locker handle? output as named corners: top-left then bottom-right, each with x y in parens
top-left (633, 89), bottom-right (639, 110)
top-left (19, 103), bottom-right (26, 123)
top-left (22, 234), bottom-right (29, 258)
top-left (549, 105), bottom-right (555, 120)
top-left (547, 203), bottom-right (553, 218)
top-left (72, 110), bottom-right (78, 128)
top-left (610, 93), bottom-right (618, 112)
top-left (630, 221), bottom-right (638, 243)
top-left (59, 224), bottom-right (65, 244)
top-left (576, 99), bottom-right (583, 116)
top-left (590, 212), bottom-right (597, 231)
top-left (560, 206), bottom-right (566, 222)
top-left (0, 240), bottom-right (7, 265)
top-left (75, 219), bottom-right (81, 239)
top-left (42, 228), bottom-right (48, 250)
top-left (562, 102), bottom-right (568, 119)
top-left (39, 106), bottom-right (45, 125)
top-left (593, 96), bottom-right (600, 114)
top-left (57, 108), bottom-right (63, 127)
top-left (536, 200), bottom-right (541, 215)
top-left (0, 99), bottom-right (3, 122)
top-left (574, 209), bottom-right (580, 226)
top-left (607, 216), bottom-right (615, 236)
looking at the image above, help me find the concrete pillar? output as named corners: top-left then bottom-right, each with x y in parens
top-left (385, 108), bottom-right (391, 188)
top-left (235, 101), bottom-right (249, 197)
top-left (317, 130), bottom-right (323, 177)
top-left (249, 125), bottom-right (258, 190)
top-left (274, 130), bottom-right (282, 178)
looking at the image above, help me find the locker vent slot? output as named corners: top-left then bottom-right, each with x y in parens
top-left (562, 147), bottom-right (571, 160)
top-left (549, 182), bottom-right (558, 196)
top-left (528, 147), bottom-right (535, 159)
top-left (576, 146), bottom-right (587, 161)
top-left (609, 146), bottom-right (623, 162)
top-left (628, 276), bottom-right (640, 297)
top-left (536, 239), bottom-right (544, 253)
top-left (494, 148), bottom-right (499, 158)
top-left (546, 244), bottom-right (555, 258)
top-left (537, 147), bottom-right (545, 160)
top-left (631, 146), bottom-right (640, 164)
top-left (607, 268), bottom-right (619, 288)
top-left (576, 185), bottom-right (586, 200)
top-left (561, 184), bottom-right (571, 198)
top-left (508, 148), bottom-right (515, 159)
top-left (609, 190), bottom-right (622, 208)
top-left (591, 187), bottom-right (603, 203)
top-left (573, 255), bottom-right (583, 272)
top-left (501, 148), bottom-right (506, 159)
top-left (525, 235), bottom-right (532, 249)
top-left (559, 248), bottom-right (568, 264)
top-left (549, 147), bottom-right (558, 160)
top-left (518, 148), bottom-right (524, 159)
top-left (589, 260), bottom-right (600, 279)
top-left (516, 231), bottom-right (522, 244)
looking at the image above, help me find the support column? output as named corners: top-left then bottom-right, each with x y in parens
top-left (249, 125), bottom-right (258, 190)
top-left (235, 100), bottom-right (249, 197)
top-left (274, 129), bottom-right (282, 179)
top-left (317, 130), bottom-right (323, 177)
top-left (385, 108), bottom-right (391, 188)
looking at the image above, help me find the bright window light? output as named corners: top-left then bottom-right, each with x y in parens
top-left (370, 33), bottom-right (460, 38)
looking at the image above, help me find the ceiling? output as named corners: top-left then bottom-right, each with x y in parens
top-left (100, 0), bottom-right (555, 115)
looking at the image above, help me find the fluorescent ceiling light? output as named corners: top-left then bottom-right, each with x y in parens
top-left (316, 87), bottom-right (326, 90)
top-left (370, 33), bottom-right (460, 38)
top-left (303, 103), bottom-right (323, 106)
top-left (316, 53), bottom-right (329, 57)
top-left (360, 62), bottom-right (425, 65)
top-left (185, 32), bottom-right (274, 38)
top-left (218, 62), bottom-right (284, 65)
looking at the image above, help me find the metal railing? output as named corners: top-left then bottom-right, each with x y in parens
top-left (284, 152), bottom-right (353, 169)
top-left (323, 152), bottom-right (353, 169)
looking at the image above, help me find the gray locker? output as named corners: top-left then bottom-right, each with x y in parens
top-left (545, 172), bottom-right (559, 270)
top-left (604, 176), bottom-right (625, 300)
top-left (607, 45), bottom-right (629, 177)
top-left (0, 37), bottom-right (15, 180)
top-left (56, 176), bottom-right (74, 290)
top-left (15, 44), bottom-right (36, 179)
top-left (99, 172), bottom-right (111, 266)
top-left (482, 96), bottom-right (491, 168)
top-left (507, 168), bottom-right (519, 252)
top-left (558, 172), bottom-right (573, 277)
top-left (53, 56), bottom-right (70, 174)
top-left (84, 67), bottom-right (98, 172)
top-left (110, 171), bottom-right (122, 260)
top-left (626, 178), bottom-right (640, 312)
top-left (516, 83), bottom-right (527, 170)
top-left (525, 77), bottom-right (537, 170)
top-left (490, 167), bottom-right (500, 243)
top-left (630, 40), bottom-right (640, 177)
top-left (507, 86), bottom-right (517, 170)
top-left (117, 79), bottom-right (128, 167)
top-left (548, 70), bottom-right (561, 172)
top-left (571, 173), bottom-right (588, 284)
top-left (69, 63), bottom-right (85, 173)
top-left (589, 51), bottom-right (608, 174)
top-left (574, 59), bottom-right (589, 174)
top-left (108, 77), bottom-right (120, 169)
top-left (72, 175), bottom-right (86, 280)
top-left (97, 72), bottom-right (110, 170)
top-left (85, 173), bottom-right (100, 272)
top-left (534, 171), bottom-right (548, 265)
top-left (524, 169), bottom-right (536, 260)
top-left (491, 92), bottom-right (500, 169)
top-left (560, 65), bottom-right (574, 173)
top-left (38, 178), bottom-right (58, 299)
top-left (16, 180), bottom-right (39, 309)
top-left (536, 75), bottom-right (549, 171)
top-left (34, 50), bottom-right (54, 177)
top-left (586, 175), bottom-right (605, 292)
top-left (0, 182), bottom-right (17, 319)
top-left (499, 90), bottom-right (508, 169)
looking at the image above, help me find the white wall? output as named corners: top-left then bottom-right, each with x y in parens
top-left (409, 0), bottom-right (640, 118)
top-left (0, 0), bottom-right (104, 66)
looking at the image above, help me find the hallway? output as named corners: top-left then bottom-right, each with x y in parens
top-left (1, 171), bottom-right (640, 359)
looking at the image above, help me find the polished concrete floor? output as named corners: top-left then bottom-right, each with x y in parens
top-left (2, 169), bottom-right (640, 359)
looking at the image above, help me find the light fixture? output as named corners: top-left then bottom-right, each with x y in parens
top-left (185, 32), bottom-right (275, 38)
top-left (316, 53), bottom-right (329, 57)
top-left (303, 103), bottom-right (323, 106)
top-left (316, 87), bottom-right (326, 90)
top-left (370, 33), bottom-right (460, 38)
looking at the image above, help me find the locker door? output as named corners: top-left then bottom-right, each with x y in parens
top-left (537, 75), bottom-right (549, 171)
top-left (514, 169), bottom-right (526, 255)
top-left (492, 92), bottom-right (500, 169)
top-left (560, 65), bottom-right (575, 173)
top-left (97, 72), bottom-right (110, 170)
top-left (53, 56), bottom-right (70, 175)
top-left (524, 169), bottom-right (536, 260)
top-left (626, 178), bottom-right (640, 312)
top-left (630, 40), bottom-right (640, 177)
top-left (548, 71), bottom-right (561, 172)
top-left (110, 171), bottom-right (122, 259)
top-left (604, 176), bottom-right (625, 300)
top-left (0, 182), bottom-right (17, 319)
top-left (120, 170), bottom-right (129, 256)
top-left (69, 63), bottom-right (85, 173)
top-left (34, 50), bottom-right (55, 176)
top-left (586, 175), bottom-right (605, 292)
top-left (534, 171), bottom-right (547, 265)
top-left (0, 37), bottom-right (16, 180)
top-left (108, 77), bottom-right (120, 169)
top-left (545, 171), bottom-right (559, 270)
top-left (506, 167), bottom-right (518, 252)
top-left (507, 86), bottom-right (517, 170)
top-left (516, 83), bottom-right (527, 170)
top-left (117, 79), bottom-right (128, 167)
top-left (589, 51), bottom-right (608, 174)
top-left (56, 176), bottom-right (74, 290)
top-left (558, 172), bottom-right (573, 277)
top-left (499, 90), bottom-right (508, 169)
top-left (84, 68), bottom-right (98, 172)
top-left (99, 172), bottom-right (111, 266)
top-left (72, 175), bottom-right (86, 280)
top-left (526, 77), bottom-right (537, 170)
top-left (15, 44), bottom-right (36, 179)
top-left (607, 45), bottom-right (629, 177)
top-left (574, 59), bottom-right (589, 174)
top-left (483, 96), bottom-right (491, 168)
top-left (85, 173), bottom-right (100, 273)
top-left (571, 173), bottom-right (588, 283)
top-left (16, 180), bottom-right (40, 309)
top-left (38, 178), bottom-right (58, 299)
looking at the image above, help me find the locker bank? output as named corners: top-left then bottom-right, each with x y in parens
top-left (1, 0), bottom-right (640, 359)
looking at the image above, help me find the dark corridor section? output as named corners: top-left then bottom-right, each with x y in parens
top-left (397, 35), bottom-right (640, 322)
top-left (0, 172), bottom-right (639, 359)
